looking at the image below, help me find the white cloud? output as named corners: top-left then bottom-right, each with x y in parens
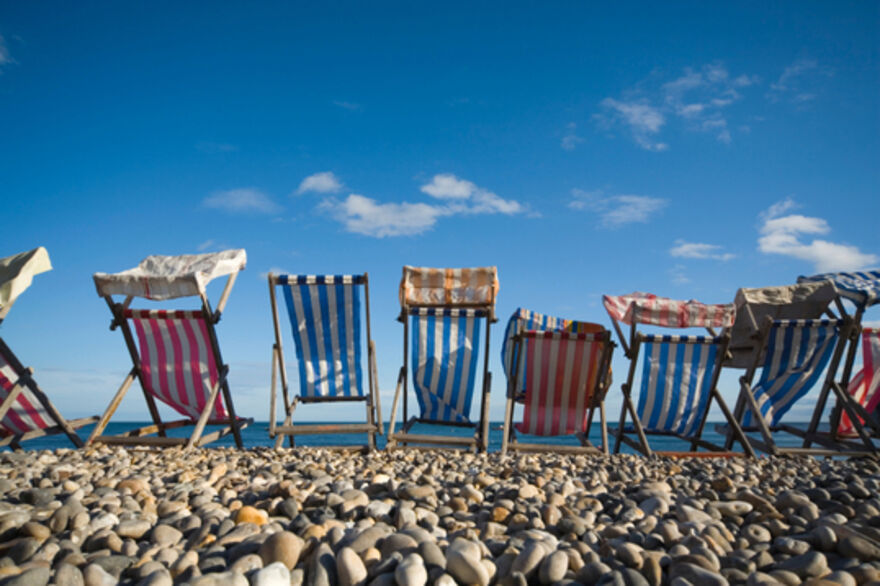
top-left (320, 174), bottom-right (525, 237)
top-left (670, 240), bottom-right (735, 261)
top-left (670, 264), bottom-right (690, 285)
top-left (297, 171), bottom-right (343, 195)
top-left (757, 198), bottom-right (877, 272)
top-left (321, 194), bottom-right (449, 237)
top-left (0, 35), bottom-right (13, 69)
top-left (768, 59), bottom-right (833, 104)
top-left (203, 188), bottom-right (281, 214)
top-left (569, 189), bottom-right (667, 227)
top-left (420, 174), bottom-right (523, 214)
top-left (599, 62), bottom-right (757, 150)
top-left (598, 99), bottom-right (668, 151)
top-left (561, 122), bottom-right (584, 151)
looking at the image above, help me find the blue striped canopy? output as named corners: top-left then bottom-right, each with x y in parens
top-left (742, 319), bottom-right (839, 427)
top-left (798, 270), bottom-right (880, 309)
top-left (410, 308), bottom-right (484, 423)
top-left (278, 274), bottom-right (365, 398)
top-left (636, 335), bottom-right (721, 436)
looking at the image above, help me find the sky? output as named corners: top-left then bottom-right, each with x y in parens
top-left (1, 2), bottom-right (878, 427)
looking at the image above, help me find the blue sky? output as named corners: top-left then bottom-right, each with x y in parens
top-left (1, 2), bottom-right (878, 425)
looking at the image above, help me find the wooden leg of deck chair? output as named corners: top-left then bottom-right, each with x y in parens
top-left (88, 369), bottom-right (137, 445)
top-left (625, 393), bottom-right (652, 458)
top-left (0, 383), bottom-right (24, 424)
top-left (613, 393), bottom-right (627, 454)
top-left (269, 345), bottom-right (279, 439)
top-left (187, 369), bottom-right (225, 450)
top-left (386, 368), bottom-right (405, 449)
top-left (712, 389), bottom-right (756, 458)
top-left (501, 388), bottom-right (515, 456)
top-left (24, 376), bottom-right (86, 448)
top-left (370, 340), bottom-right (383, 436)
top-left (828, 382), bottom-right (877, 452)
top-left (365, 384), bottom-right (377, 452)
top-left (599, 402), bottom-right (609, 455)
top-left (220, 376), bottom-right (243, 448)
top-left (739, 378), bottom-right (778, 456)
top-left (480, 372), bottom-right (492, 453)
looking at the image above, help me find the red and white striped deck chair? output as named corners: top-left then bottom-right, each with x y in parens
top-left (88, 250), bottom-right (252, 449)
top-left (838, 328), bottom-right (880, 438)
top-left (604, 292), bottom-right (755, 458)
top-left (0, 247), bottom-right (97, 449)
top-left (500, 308), bottom-right (614, 455)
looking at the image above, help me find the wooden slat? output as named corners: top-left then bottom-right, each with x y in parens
top-left (508, 442), bottom-right (601, 454)
top-left (274, 423), bottom-right (377, 436)
top-left (389, 432), bottom-right (476, 446)
top-left (95, 435), bottom-right (187, 447)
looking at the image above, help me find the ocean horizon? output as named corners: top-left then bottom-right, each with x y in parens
top-left (5, 420), bottom-right (814, 454)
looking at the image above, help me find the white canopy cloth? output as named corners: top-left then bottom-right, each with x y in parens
top-left (399, 266), bottom-right (498, 308)
top-left (0, 247), bottom-right (52, 314)
top-left (93, 249), bottom-right (247, 301)
top-left (798, 270), bottom-right (880, 310)
top-left (727, 281), bottom-right (837, 368)
top-left (603, 292), bottom-right (735, 328)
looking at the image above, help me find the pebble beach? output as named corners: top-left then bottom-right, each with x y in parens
top-left (0, 447), bottom-right (878, 586)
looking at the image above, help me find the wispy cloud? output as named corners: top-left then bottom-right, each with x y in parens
top-left (569, 189), bottom-right (667, 227)
top-left (757, 198), bottom-right (877, 272)
top-left (561, 122), bottom-right (584, 151)
top-left (321, 174), bottom-right (525, 237)
top-left (321, 195), bottom-right (448, 237)
top-left (420, 173), bottom-right (523, 214)
top-left (669, 264), bottom-right (690, 285)
top-left (768, 59), bottom-right (833, 104)
top-left (598, 99), bottom-right (668, 151)
top-left (297, 171), bottom-right (343, 195)
top-left (203, 188), bottom-right (281, 214)
top-left (670, 239), bottom-right (735, 261)
top-left (597, 62), bottom-right (757, 150)
top-left (333, 100), bottom-right (361, 111)
top-left (196, 141), bottom-right (238, 153)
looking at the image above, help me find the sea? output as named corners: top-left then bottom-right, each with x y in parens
top-left (7, 421), bottom-right (813, 454)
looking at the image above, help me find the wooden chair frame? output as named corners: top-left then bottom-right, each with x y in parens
top-left (386, 290), bottom-right (496, 453)
top-left (0, 336), bottom-right (97, 450)
top-left (267, 273), bottom-right (382, 451)
top-left (87, 271), bottom-right (251, 449)
top-left (500, 329), bottom-right (614, 455)
top-left (611, 303), bottom-right (755, 458)
top-left (724, 315), bottom-right (877, 457)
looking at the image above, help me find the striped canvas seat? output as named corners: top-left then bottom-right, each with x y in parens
top-left (515, 330), bottom-right (608, 436)
top-left (741, 320), bottom-right (839, 427)
top-left (278, 275), bottom-right (365, 399)
top-left (501, 307), bottom-right (604, 395)
top-left (798, 270), bottom-right (880, 307)
top-left (603, 292), bottom-right (735, 328)
top-left (839, 328), bottom-right (880, 436)
top-left (636, 335), bottom-right (720, 436)
top-left (0, 346), bottom-right (53, 435)
top-left (410, 308), bottom-right (483, 423)
top-left (125, 309), bottom-right (227, 421)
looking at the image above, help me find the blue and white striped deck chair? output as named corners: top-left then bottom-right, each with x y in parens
top-left (603, 292), bottom-right (754, 457)
top-left (798, 270), bottom-right (880, 447)
top-left (387, 266), bottom-right (497, 452)
top-left (726, 282), bottom-right (873, 456)
top-left (268, 273), bottom-right (382, 450)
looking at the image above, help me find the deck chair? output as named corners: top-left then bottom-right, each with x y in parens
top-left (0, 247), bottom-right (97, 449)
top-left (500, 308), bottom-right (614, 455)
top-left (604, 292), bottom-right (754, 458)
top-left (267, 273), bottom-right (382, 450)
top-left (723, 281), bottom-right (875, 456)
top-left (88, 250), bottom-right (252, 448)
top-left (386, 266), bottom-right (497, 452)
top-left (838, 328), bottom-right (880, 437)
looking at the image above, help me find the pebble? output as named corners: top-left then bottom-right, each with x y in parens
top-left (394, 553), bottom-right (428, 586)
top-left (259, 531), bottom-right (304, 570)
top-left (252, 562), bottom-right (291, 586)
top-left (337, 546), bottom-right (368, 586)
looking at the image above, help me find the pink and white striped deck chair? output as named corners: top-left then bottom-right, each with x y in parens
top-left (500, 308), bottom-right (614, 455)
top-left (839, 328), bottom-right (880, 437)
top-left (604, 292), bottom-right (755, 458)
top-left (0, 247), bottom-right (97, 449)
top-left (88, 250), bottom-right (252, 449)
